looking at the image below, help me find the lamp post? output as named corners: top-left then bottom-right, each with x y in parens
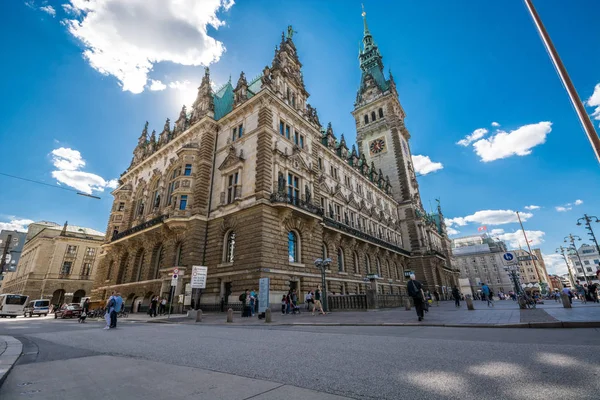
top-left (504, 264), bottom-right (522, 296)
top-left (556, 246), bottom-right (576, 287)
top-left (314, 257), bottom-right (332, 312)
top-left (576, 214), bottom-right (600, 256)
top-left (564, 234), bottom-right (591, 286)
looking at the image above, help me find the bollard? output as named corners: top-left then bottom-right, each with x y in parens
top-left (466, 296), bottom-right (474, 310)
top-left (196, 309), bottom-right (203, 322)
top-left (404, 298), bottom-right (411, 311)
top-left (227, 308), bottom-right (233, 323)
top-left (265, 308), bottom-right (272, 323)
top-left (560, 293), bottom-right (572, 309)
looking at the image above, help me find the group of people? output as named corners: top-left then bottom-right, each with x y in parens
top-left (147, 296), bottom-right (168, 317)
top-left (560, 281), bottom-right (599, 304)
top-left (304, 287), bottom-right (326, 315)
top-left (239, 289), bottom-right (258, 317)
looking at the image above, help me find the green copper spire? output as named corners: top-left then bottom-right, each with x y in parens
top-left (361, 4), bottom-right (370, 36)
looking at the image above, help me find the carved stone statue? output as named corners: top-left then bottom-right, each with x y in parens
top-left (277, 172), bottom-right (286, 194)
top-left (287, 25), bottom-right (296, 40)
top-left (305, 185), bottom-right (311, 203)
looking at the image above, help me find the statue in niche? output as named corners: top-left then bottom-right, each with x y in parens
top-left (154, 195), bottom-right (161, 209)
top-left (305, 185), bottom-right (311, 203)
top-left (278, 172), bottom-right (286, 194)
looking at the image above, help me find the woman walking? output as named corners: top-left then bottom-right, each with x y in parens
top-left (312, 286), bottom-right (326, 316)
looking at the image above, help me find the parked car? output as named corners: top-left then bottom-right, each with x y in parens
top-left (54, 304), bottom-right (82, 319)
top-left (24, 299), bottom-right (50, 317)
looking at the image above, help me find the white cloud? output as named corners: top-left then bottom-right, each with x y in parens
top-left (456, 128), bottom-right (488, 147)
top-left (490, 228), bottom-right (505, 236)
top-left (574, 199), bottom-right (583, 206)
top-left (412, 155), bottom-right (443, 175)
top-left (0, 218), bottom-right (34, 232)
top-left (62, 3), bottom-right (81, 16)
top-left (447, 227), bottom-right (460, 236)
top-left (491, 122), bottom-right (500, 127)
top-left (554, 199), bottom-right (583, 212)
top-left (555, 206), bottom-right (571, 212)
top-left (149, 79), bottom-right (166, 91)
top-left (472, 122), bottom-right (552, 162)
top-left (524, 205), bottom-right (540, 210)
top-left (446, 210), bottom-right (533, 227)
top-left (62, 0), bottom-right (234, 94)
top-left (40, 5), bottom-right (56, 17)
top-left (496, 230), bottom-right (545, 248)
top-left (586, 83), bottom-right (600, 126)
top-left (50, 147), bottom-right (118, 194)
top-left (168, 80), bottom-right (193, 90)
top-left (543, 253), bottom-right (568, 276)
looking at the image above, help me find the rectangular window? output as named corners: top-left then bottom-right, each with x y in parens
top-left (287, 173), bottom-right (300, 201)
top-left (299, 135), bottom-right (305, 149)
top-left (85, 247), bottom-right (95, 257)
top-left (179, 195), bottom-right (188, 210)
top-left (318, 158), bottom-right (323, 170)
top-left (118, 202), bottom-right (125, 211)
top-left (66, 245), bottom-right (77, 255)
top-left (81, 263), bottom-right (92, 276)
top-left (595, 259), bottom-right (600, 265)
top-left (330, 165), bottom-right (334, 176)
top-left (232, 127), bottom-right (237, 142)
top-left (184, 164), bottom-right (192, 176)
top-left (285, 124), bottom-right (291, 139)
top-left (587, 267), bottom-right (593, 272)
top-left (61, 261), bottom-right (72, 275)
top-left (227, 172), bottom-right (239, 204)
top-left (584, 260), bottom-right (590, 265)
top-left (294, 130), bottom-right (299, 145)
top-left (335, 204), bottom-right (341, 222)
top-left (279, 121), bottom-right (285, 136)
top-left (334, 169), bottom-right (338, 179)
top-left (238, 123), bottom-right (243, 138)
top-left (350, 212), bottom-right (355, 227)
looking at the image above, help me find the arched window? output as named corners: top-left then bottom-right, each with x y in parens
top-left (322, 242), bottom-right (328, 259)
top-left (167, 169), bottom-right (178, 206)
top-left (175, 243), bottom-right (183, 266)
top-left (371, 111), bottom-right (376, 122)
top-left (337, 247), bottom-right (345, 272)
top-left (151, 179), bottom-right (161, 209)
top-left (378, 108), bottom-right (384, 118)
top-left (365, 255), bottom-right (371, 274)
top-left (135, 250), bottom-right (144, 282)
top-left (353, 251), bottom-right (360, 274)
top-left (376, 257), bottom-right (382, 276)
top-left (224, 231), bottom-right (235, 263)
top-left (134, 188), bottom-right (145, 217)
top-left (364, 115), bottom-right (369, 125)
top-left (385, 261), bottom-right (390, 279)
top-left (288, 231), bottom-right (298, 263)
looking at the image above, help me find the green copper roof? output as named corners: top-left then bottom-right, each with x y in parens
top-left (213, 82), bottom-right (234, 120)
top-left (356, 9), bottom-right (390, 102)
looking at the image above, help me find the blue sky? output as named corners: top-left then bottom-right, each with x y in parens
top-left (1, 0), bottom-right (599, 275)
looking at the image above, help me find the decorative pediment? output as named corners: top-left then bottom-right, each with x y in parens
top-left (318, 180), bottom-right (331, 194)
top-left (285, 151), bottom-right (310, 173)
top-left (218, 145), bottom-right (245, 171)
top-left (334, 190), bottom-right (348, 204)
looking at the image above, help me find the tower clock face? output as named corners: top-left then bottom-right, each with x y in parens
top-left (369, 138), bottom-right (386, 154)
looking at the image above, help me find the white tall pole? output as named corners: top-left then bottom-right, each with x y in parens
top-left (524, 0), bottom-right (600, 164)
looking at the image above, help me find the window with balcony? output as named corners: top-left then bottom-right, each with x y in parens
top-left (335, 204), bottom-right (341, 222)
top-left (287, 173), bottom-right (300, 201)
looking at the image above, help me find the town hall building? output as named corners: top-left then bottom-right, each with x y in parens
top-left (91, 12), bottom-right (458, 310)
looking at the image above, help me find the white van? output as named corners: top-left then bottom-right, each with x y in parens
top-left (24, 299), bottom-right (50, 317)
top-left (0, 294), bottom-right (29, 318)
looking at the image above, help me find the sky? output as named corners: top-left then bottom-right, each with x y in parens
top-left (1, 0), bottom-right (599, 276)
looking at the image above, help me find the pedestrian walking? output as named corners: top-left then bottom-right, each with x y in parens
top-left (104, 292), bottom-right (116, 330)
top-left (159, 298), bottom-right (167, 314)
top-left (239, 289), bottom-right (251, 317)
top-left (110, 292), bottom-right (123, 328)
top-left (79, 298), bottom-right (90, 323)
top-left (452, 286), bottom-right (461, 308)
top-left (281, 295), bottom-right (287, 315)
top-left (149, 296), bottom-right (158, 317)
top-left (407, 274), bottom-right (425, 321)
top-left (433, 290), bottom-right (440, 306)
top-left (575, 281), bottom-right (587, 304)
top-left (305, 291), bottom-right (313, 311)
top-left (481, 283), bottom-right (494, 307)
top-left (312, 286), bottom-right (326, 315)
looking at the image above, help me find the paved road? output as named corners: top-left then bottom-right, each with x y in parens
top-left (1, 316), bottom-right (600, 399)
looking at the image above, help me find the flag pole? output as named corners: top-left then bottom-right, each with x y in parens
top-left (524, 0), bottom-right (600, 164)
top-left (516, 211), bottom-right (541, 283)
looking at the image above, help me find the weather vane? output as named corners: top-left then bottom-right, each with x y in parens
top-left (361, 3), bottom-right (366, 17)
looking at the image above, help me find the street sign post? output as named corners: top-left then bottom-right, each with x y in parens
top-left (171, 274), bottom-right (178, 286)
top-left (258, 277), bottom-right (270, 314)
top-left (191, 266), bottom-right (207, 289)
top-left (502, 252), bottom-right (518, 266)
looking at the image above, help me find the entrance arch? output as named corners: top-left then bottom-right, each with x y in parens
top-left (72, 290), bottom-right (86, 303)
top-left (51, 289), bottom-right (65, 306)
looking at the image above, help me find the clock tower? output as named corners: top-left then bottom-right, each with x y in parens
top-left (351, 9), bottom-right (454, 293)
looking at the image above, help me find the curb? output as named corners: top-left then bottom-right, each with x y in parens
top-left (0, 336), bottom-right (23, 388)
top-left (141, 319), bottom-right (600, 329)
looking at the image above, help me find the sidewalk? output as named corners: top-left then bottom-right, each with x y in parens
top-left (119, 299), bottom-right (600, 328)
top-left (0, 336), bottom-right (22, 387)
top-left (0, 355), bottom-right (351, 400)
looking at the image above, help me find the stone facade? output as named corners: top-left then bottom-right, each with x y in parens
top-left (91, 17), bottom-right (458, 310)
top-left (0, 221), bottom-right (104, 305)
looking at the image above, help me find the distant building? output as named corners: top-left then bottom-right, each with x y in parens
top-left (452, 234), bottom-right (513, 295)
top-left (0, 230), bottom-right (27, 273)
top-left (559, 274), bottom-right (572, 288)
top-left (0, 221), bottom-right (104, 304)
top-left (513, 248), bottom-right (551, 294)
top-left (548, 275), bottom-right (563, 291)
top-left (567, 243), bottom-right (600, 285)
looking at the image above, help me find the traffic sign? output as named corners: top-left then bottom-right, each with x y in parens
top-left (191, 265), bottom-right (207, 289)
top-left (173, 268), bottom-right (179, 275)
top-left (171, 273), bottom-right (178, 286)
top-left (502, 252), bottom-right (518, 266)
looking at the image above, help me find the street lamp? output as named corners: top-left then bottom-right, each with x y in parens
top-left (314, 257), bottom-right (332, 312)
top-left (576, 214), bottom-right (600, 256)
top-left (564, 234), bottom-right (591, 286)
top-left (503, 264), bottom-right (522, 296)
top-left (556, 246), bottom-right (576, 287)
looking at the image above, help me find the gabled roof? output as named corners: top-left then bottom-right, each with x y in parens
top-left (212, 74), bottom-right (263, 121)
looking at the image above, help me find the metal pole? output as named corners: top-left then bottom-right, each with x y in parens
top-left (516, 211), bottom-right (542, 285)
top-left (524, 0), bottom-right (600, 163)
top-left (168, 284), bottom-right (174, 319)
top-left (321, 268), bottom-right (328, 312)
top-left (571, 243), bottom-right (591, 286)
top-left (582, 215), bottom-right (600, 255)
top-left (558, 247), bottom-right (575, 287)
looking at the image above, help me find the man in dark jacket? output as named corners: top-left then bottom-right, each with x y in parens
top-left (452, 286), bottom-right (461, 307)
top-left (407, 274), bottom-right (425, 321)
